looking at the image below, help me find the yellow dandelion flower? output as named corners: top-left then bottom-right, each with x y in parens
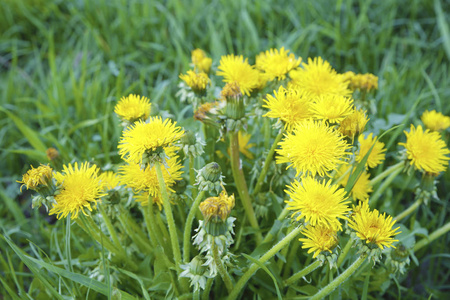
top-left (118, 117), bottom-right (184, 164)
top-left (254, 71), bottom-right (271, 91)
top-left (49, 162), bottom-right (106, 219)
top-left (336, 165), bottom-right (373, 201)
top-left (18, 164), bottom-right (53, 192)
top-left (289, 57), bottom-right (351, 98)
top-left (238, 131), bottom-right (255, 159)
top-left (311, 95), bottom-right (354, 124)
top-left (134, 192), bottom-right (164, 210)
top-left (348, 73), bottom-right (378, 92)
top-left (356, 133), bottom-right (386, 169)
top-left (114, 94), bottom-right (151, 123)
top-left (119, 157), bottom-right (183, 209)
top-left (191, 49), bottom-right (212, 73)
top-left (285, 177), bottom-right (350, 230)
top-left (348, 201), bottom-right (400, 249)
top-left (199, 189), bottom-right (235, 222)
top-left (98, 171), bottom-right (120, 191)
top-left (342, 71), bottom-right (355, 83)
top-left (46, 147), bottom-right (59, 161)
top-left (421, 110), bottom-right (450, 132)
top-left (263, 86), bottom-right (313, 131)
top-left (217, 54), bottom-right (260, 96)
top-left (179, 70), bottom-right (210, 93)
top-left (277, 120), bottom-right (350, 177)
top-left (339, 108), bottom-right (369, 139)
top-left (221, 81), bottom-right (242, 100)
top-left (299, 224), bottom-right (339, 258)
top-left (255, 47), bottom-right (301, 81)
top-left (399, 124), bottom-right (450, 174)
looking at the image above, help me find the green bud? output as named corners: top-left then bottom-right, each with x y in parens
top-left (196, 162), bottom-right (224, 194)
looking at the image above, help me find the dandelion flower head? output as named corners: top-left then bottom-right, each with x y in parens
top-left (356, 133), bottom-right (386, 169)
top-left (180, 70), bottom-right (210, 93)
top-left (98, 171), bottom-right (120, 191)
top-left (18, 164), bottom-right (53, 192)
top-left (348, 73), bottom-right (378, 91)
top-left (289, 57), bottom-right (351, 98)
top-left (339, 108), bottom-right (369, 139)
top-left (191, 48), bottom-right (212, 73)
top-left (285, 177), bottom-right (350, 230)
top-left (399, 124), bottom-right (450, 174)
top-left (49, 162), bottom-right (106, 219)
top-left (336, 165), bottom-right (373, 201)
top-left (118, 117), bottom-right (184, 164)
top-left (421, 110), bottom-right (450, 132)
top-left (277, 120), bottom-right (350, 177)
top-left (199, 189), bottom-right (235, 222)
top-left (311, 94), bottom-right (354, 124)
top-left (217, 54), bottom-right (260, 96)
top-left (255, 47), bottom-right (301, 81)
top-left (299, 224), bottom-right (339, 258)
top-left (114, 94), bottom-right (151, 123)
top-left (263, 86), bottom-right (313, 131)
top-left (348, 201), bottom-right (400, 249)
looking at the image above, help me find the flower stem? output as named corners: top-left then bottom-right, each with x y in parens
top-left (183, 190), bottom-right (206, 262)
top-left (212, 239), bottom-right (234, 293)
top-left (202, 277), bottom-right (214, 300)
top-left (155, 161), bottom-right (187, 290)
top-left (395, 198), bottom-right (422, 221)
top-left (98, 204), bottom-right (126, 255)
top-left (76, 216), bottom-right (120, 254)
top-left (414, 221), bottom-right (450, 252)
top-left (262, 206), bottom-right (289, 244)
top-left (285, 260), bottom-right (322, 286)
top-left (229, 131), bottom-right (262, 244)
top-left (370, 164), bottom-right (404, 205)
top-left (227, 226), bottom-right (303, 300)
top-left (252, 129), bottom-right (283, 196)
top-left (310, 255), bottom-right (367, 300)
top-left (370, 162), bottom-right (404, 186)
top-left (337, 238), bottom-right (354, 268)
top-left (66, 215), bottom-right (74, 273)
top-left (189, 153), bottom-right (197, 200)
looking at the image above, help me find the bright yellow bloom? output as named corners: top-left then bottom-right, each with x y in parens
top-left (348, 73), bottom-right (378, 91)
top-left (263, 86), bottom-right (313, 131)
top-left (285, 177), bottom-right (350, 230)
top-left (348, 201), bottom-right (400, 249)
top-left (49, 162), bottom-right (106, 219)
top-left (191, 49), bottom-right (212, 73)
top-left (356, 133), bottom-right (386, 169)
top-left (399, 124), bottom-right (450, 174)
top-left (311, 95), bottom-right (354, 124)
top-left (238, 131), bottom-right (255, 159)
top-left (179, 70), bottom-right (210, 93)
top-left (119, 157), bottom-right (183, 209)
top-left (339, 108), bottom-right (369, 139)
top-left (118, 117), bottom-right (184, 164)
top-left (255, 47), bottom-right (301, 81)
top-left (199, 189), bottom-right (235, 222)
top-left (421, 110), bottom-right (450, 131)
top-left (18, 164), bottom-right (53, 192)
top-left (254, 71), bottom-right (270, 91)
top-left (98, 171), bottom-right (120, 191)
top-left (299, 224), bottom-right (339, 258)
top-left (277, 120), bottom-right (350, 177)
top-left (217, 54), bottom-right (260, 96)
top-left (114, 94), bottom-right (151, 123)
top-left (336, 165), bottom-right (373, 201)
top-left (289, 57), bottom-right (351, 98)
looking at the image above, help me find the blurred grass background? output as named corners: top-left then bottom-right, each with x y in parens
top-left (1, 0), bottom-right (449, 298)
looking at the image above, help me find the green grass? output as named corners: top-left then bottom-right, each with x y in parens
top-left (1, 0), bottom-right (450, 298)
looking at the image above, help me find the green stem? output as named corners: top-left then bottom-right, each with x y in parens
top-left (227, 226), bottom-right (303, 300)
top-left (98, 204), bottom-right (126, 255)
top-left (189, 153), bottom-right (197, 200)
top-left (117, 210), bottom-right (152, 254)
top-left (414, 221), bottom-right (450, 252)
top-left (155, 161), bottom-right (187, 290)
top-left (310, 255), bottom-right (367, 300)
top-left (142, 204), bottom-right (157, 248)
top-left (229, 131), bottom-right (262, 244)
top-left (284, 260), bottom-right (322, 286)
top-left (370, 165), bottom-right (403, 205)
top-left (252, 130), bottom-right (283, 196)
top-left (337, 238), bottom-right (354, 268)
top-left (212, 239), bottom-right (233, 293)
top-left (395, 199), bottom-right (422, 221)
top-left (370, 162), bottom-right (404, 186)
top-left (277, 226), bottom-right (293, 271)
top-left (183, 190), bottom-right (206, 262)
top-left (76, 216), bottom-right (120, 254)
top-left (66, 215), bottom-right (74, 273)
top-left (202, 277), bottom-right (214, 300)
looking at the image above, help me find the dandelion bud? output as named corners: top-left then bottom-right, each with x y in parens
top-left (196, 162), bottom-right (225, 194)
top-left (180, 256), bottom-right (211, 291)
top-left (386, 243), bottom-right (410, 274)
top-left (18, 164), bottom-right (54, 193)
top-left (181, 130), bottom-right (205, 157)
top-left (179, 70), bottom-right (210, 95)
top-left (46, 147), bottom-right (59, 161)
top-left (200, 189), bottom-right (235, 236)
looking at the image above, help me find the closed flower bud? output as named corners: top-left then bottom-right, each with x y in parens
top-left (196, 162), bottom-right (225, 194)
